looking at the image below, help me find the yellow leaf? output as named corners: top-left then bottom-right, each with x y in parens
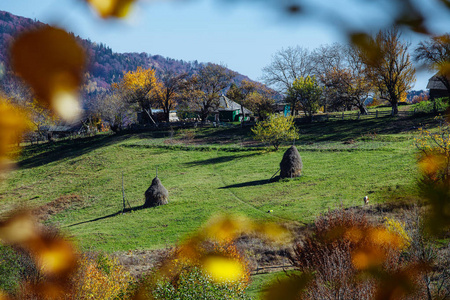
top-left (202, 255), bottom-right (245, 283)
top-left (0, 100), bottom-right (30, 174)
top-left (0, 210), bottom-right (38, 244)
top-left (204, 215), bottom-right (250, 243)
top-left (85, 0), bottom-right (136, 18)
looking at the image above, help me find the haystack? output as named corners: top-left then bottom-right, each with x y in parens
top-left (144, 177), bottom-right (169, 208)
top-left (280, 146), bottom-right (302, 179)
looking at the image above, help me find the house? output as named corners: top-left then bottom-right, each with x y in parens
top-left (273, 102), bottom-right (291, 116)
top-left (213, 95), bottom-right (252, 122)
top-left (39, 122), bottom-right (85, 140)
top-left (152, 109), bottom-right (180, 122)
top-left (427, 74), bottom-right (450, 100)
top-left (137, 109), bottom-right (179, 123)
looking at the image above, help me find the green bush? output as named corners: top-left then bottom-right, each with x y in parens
top-left (412, 98), bottom-right (449, 113)
top-left (0, 245), bottom-right (38, 295)
top-left (152, 267), bottom-right (252, 300)
top-left (0, 245), bottom-right (22, 294)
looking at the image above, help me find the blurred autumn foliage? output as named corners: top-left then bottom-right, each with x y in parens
top-left (1, 0), bottom-right (450, 299)
top-left (71, 253), bottom-right (133, 299)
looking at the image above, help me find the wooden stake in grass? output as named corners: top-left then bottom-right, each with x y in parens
top-left (122, 172), bottom-right (132, 213)
top-left (122, 172), bottom-right (126, 214)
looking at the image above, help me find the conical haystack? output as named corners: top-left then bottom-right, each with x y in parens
top-left (144, 177), bottom-right (169, 208)
top-left (280, 146), bottom-right (302, 179)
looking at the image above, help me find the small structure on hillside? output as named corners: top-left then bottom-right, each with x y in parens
top-left (280, 146), bottom-right (303, 179)
top-left (213, 95), bottom-right (253, 122)
top-left (144, 176), bottom-right (169, 208)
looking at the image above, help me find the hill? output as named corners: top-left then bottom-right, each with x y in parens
top-left (0, 10), bottom-right (268, 105)
top-left (0, 112), bottom-right (428, 252)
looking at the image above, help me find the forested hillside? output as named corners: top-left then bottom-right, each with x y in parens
top-left (0, 10), bottom-right (255, 99)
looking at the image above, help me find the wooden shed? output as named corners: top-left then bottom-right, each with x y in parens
top-left (427, 74), bottom-right (450, 100)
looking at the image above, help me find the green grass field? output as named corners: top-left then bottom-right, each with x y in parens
top-left (0, 114), bottom-right (430, 253)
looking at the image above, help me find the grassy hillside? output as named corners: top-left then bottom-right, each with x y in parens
top-left (0, 115), bottom-right (432, 252)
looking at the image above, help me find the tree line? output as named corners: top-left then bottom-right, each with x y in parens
top-left (262, 27), bottom-right (450, 117)
top-left (1, 25), bottom-right (449, 136)
top-left (94, 63), bottom-right (278, 132)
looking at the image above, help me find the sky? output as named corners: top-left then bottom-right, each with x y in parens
top-left (2, 0), bottom-right (450, 90)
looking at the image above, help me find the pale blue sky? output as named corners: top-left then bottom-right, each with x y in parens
top-left (2, 0), bottom-right (450, 90)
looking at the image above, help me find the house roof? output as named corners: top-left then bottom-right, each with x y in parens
top-left (41, 124), bottom-right (83, 132)
top-left (427, 74), bottom-right (450, 90)
top-left (217, 95), bottom-right (252, 115)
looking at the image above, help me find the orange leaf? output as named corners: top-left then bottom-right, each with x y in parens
top-left (10, 26), bottom-right (85, 121)
top-left (0, 99), bottom-right (30, 174)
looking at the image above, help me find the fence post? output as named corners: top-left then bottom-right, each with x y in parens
top-left (376, 110), bottom-right (378, 118)
top-left (357, 112), bottom-right (360, 120)
top-left (342, 112), bottom-right (344, 120)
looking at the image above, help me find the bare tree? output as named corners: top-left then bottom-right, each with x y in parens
top-left (311, 44), bottom-right (347, 112)
top-left (155, 70), bottom-right (189, 122)
top-left (312, 44), bottom-right (371, 114)
top-left (95, 91), bottom-right (135, 132)
top-left (357, 27), bottom-right (415, 115)
top-left (261, 46), bottom-right (313, 94)
top-left (415, 34), bottom-right (450, 96)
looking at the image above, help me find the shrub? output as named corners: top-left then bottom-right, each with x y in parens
top-left (0, 245), bottom-right (39, 296)
top-left (144, 242), bottom-right (252, 300)
top-left (0, 245), bottom-right (24, 294)
top-left (71, 253), bottom-right (133, 300)
top-left (152, 266), bottom-right (252, 300)
top-left (412, 98), bottom-right (448, 114)
top-left (289, 208), bottom-right (424, 300)
top-left (251, 114), bottom-right (299, 150)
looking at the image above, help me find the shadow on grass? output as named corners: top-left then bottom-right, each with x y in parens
top-left (184, 152), bottom-right (262, 166)
top-left (219, 176), bottom-right (280, 189)
top-left (295, 115), bottom-right (436, 143)
top-left (19, 132), bottom-right (158, 169)
top-left (67, 204), bottom-right (147, 227)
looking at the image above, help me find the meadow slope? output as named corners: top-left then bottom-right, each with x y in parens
top-left (0, 114), bottom-right (431, 252)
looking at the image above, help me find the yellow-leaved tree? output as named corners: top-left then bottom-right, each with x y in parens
top-left (153, 71), bottom-right (188, 122)
top-left (251, 114), bottom-right (299, 150)
top-left (113, 66), bottom-right (160, 124)
top-left (356, 27), bottom-right (416, 115)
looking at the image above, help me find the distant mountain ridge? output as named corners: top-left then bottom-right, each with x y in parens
top-left (0, 10), bottom-right (264, 100)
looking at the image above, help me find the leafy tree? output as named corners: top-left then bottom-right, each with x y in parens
top-left (261, 46), bottom-right (313, 94)
top-left (154, 70), bottom-right (189, 122)
top-left (246, 86), bottom-right (276, 120)
top-left (184, 63), bottom-right (235, 122)
top-left (357, 27), bottom-right (416, 115)
top-left (251, 114), bottom-right (299, 150)
top-left (113, 66), bottom-right (160, 123)
top-left (28, 99), bottom-right (58, 138)
top-left (286, 76), bottom-right (323, 120)
top-left (415, 33), bottom-right (450, 96)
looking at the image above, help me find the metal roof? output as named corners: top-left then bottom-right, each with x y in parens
top-left (217, 95), bottom-right (252, 115)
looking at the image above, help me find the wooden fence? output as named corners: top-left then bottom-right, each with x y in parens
top-left (299, 109), bottom-right (416, 123)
